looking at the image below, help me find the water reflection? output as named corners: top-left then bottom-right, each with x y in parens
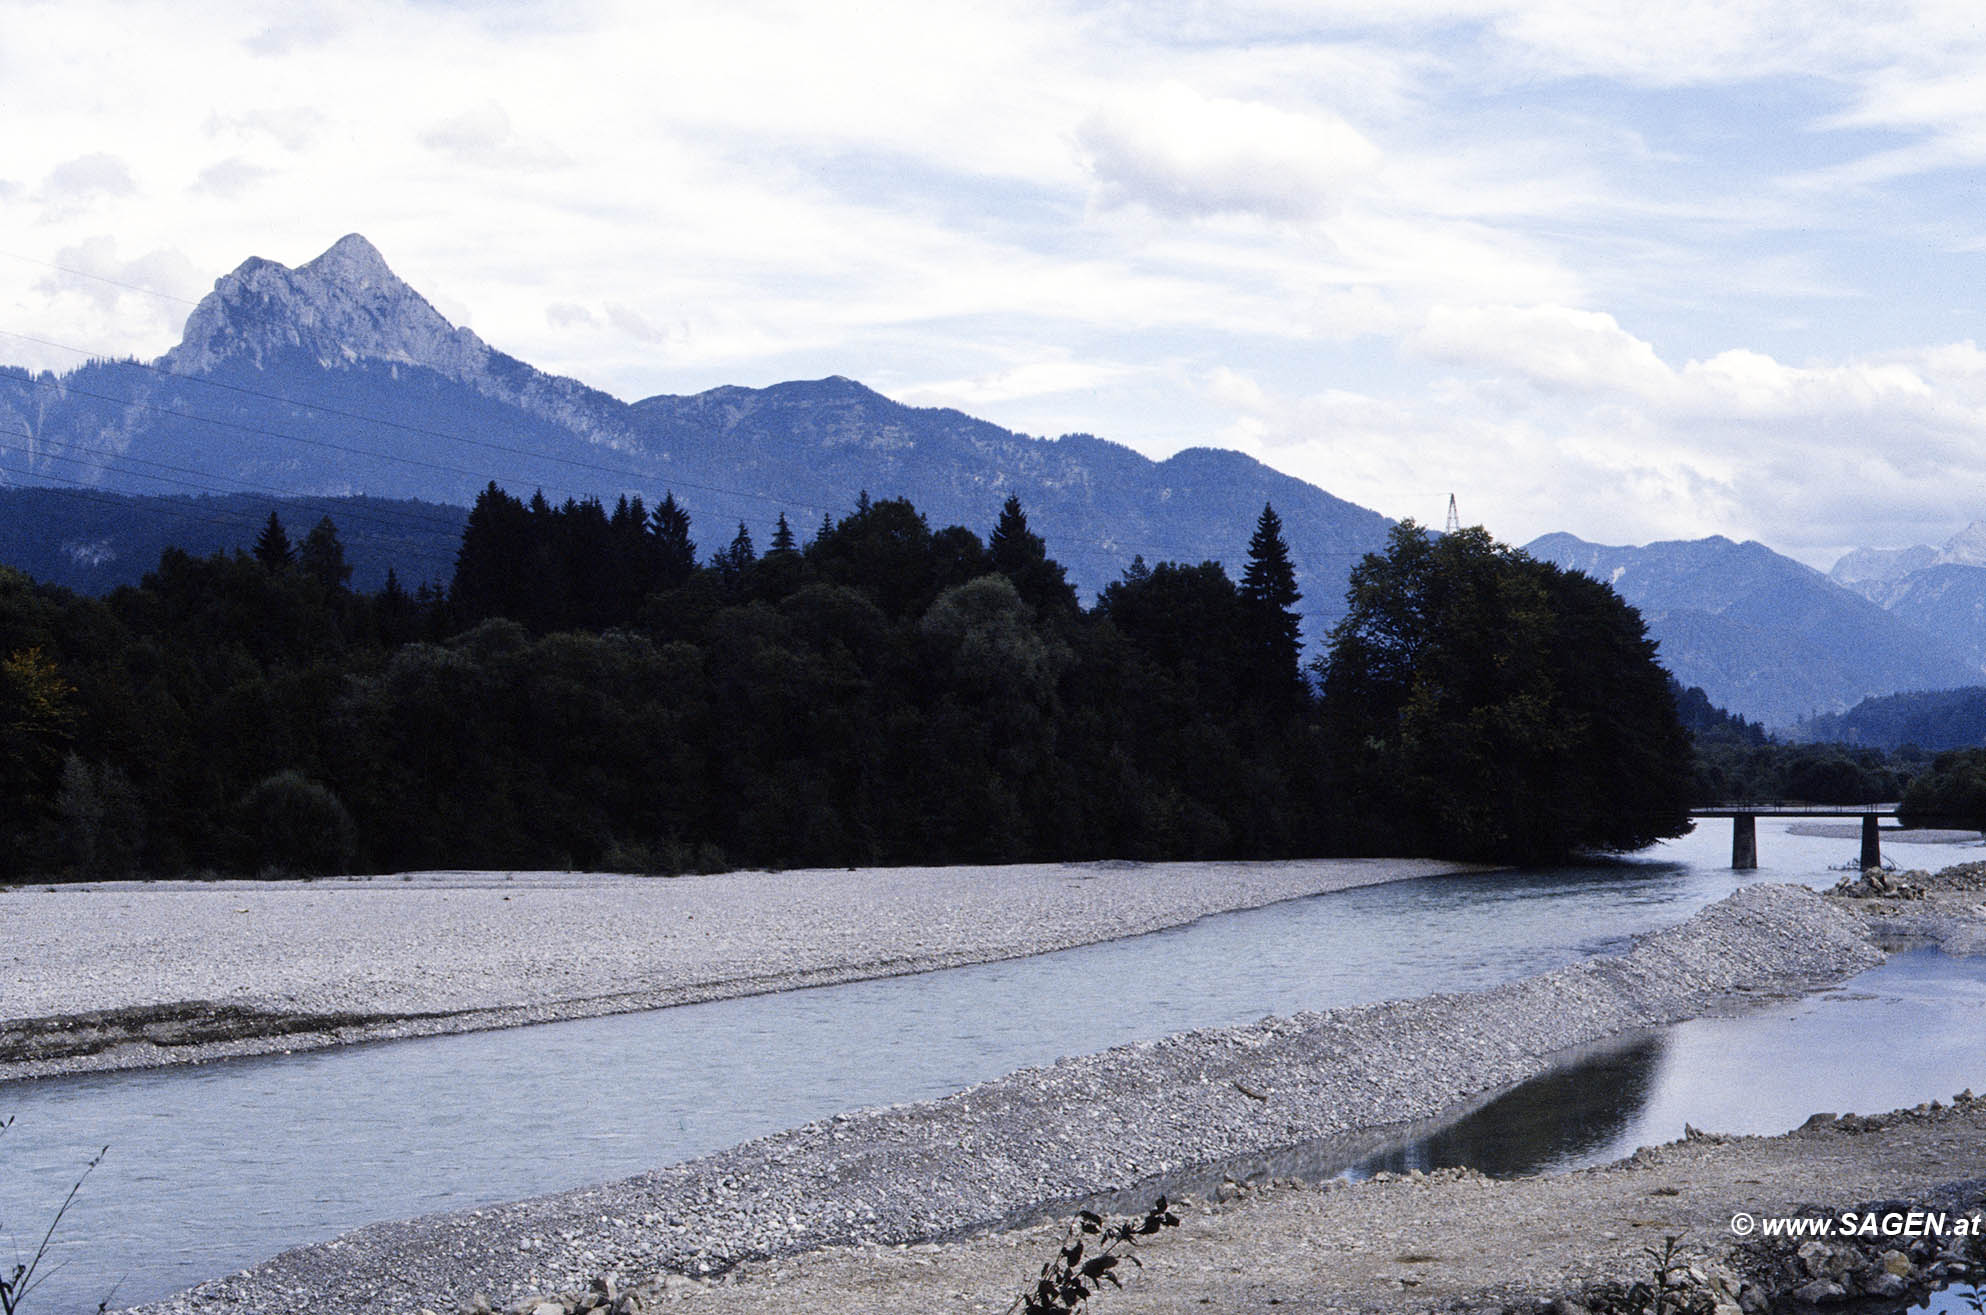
top-left (1353, 1035), bottom-right (1665, 1178)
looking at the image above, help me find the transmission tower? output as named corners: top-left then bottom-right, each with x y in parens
top-left (1444, 494), bottom-right (1460, 534)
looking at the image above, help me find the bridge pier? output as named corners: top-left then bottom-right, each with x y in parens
top-left (1862, 814), bottom-right (1881, 872)
top-left (1732, 814), bottom-right (1757, 870)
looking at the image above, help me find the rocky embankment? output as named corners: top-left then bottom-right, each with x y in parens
top-left (1831, 858), bottom-right (1986, 955)
top-left (128, 882), bottom-right (1889, 1315)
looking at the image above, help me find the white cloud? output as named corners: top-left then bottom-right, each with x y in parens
top-left (36, 153), bottom-right (136, 215)
top-left (419, 103), bottom-right (569, 172)
top-left (242, 10), bottom-right (343, 56)
top-left (205, 108), bottom-right (328, 153)
top-left (6, 0), bottom-right (1986, 567)
top-left (1078, 82), bottom-right (1382, 220)
top-left (194, 157), bottom-right (275, 198)
top-left (1415, 304), bottom-right (1678, 399)
top-left (898, 359), bottom-right (1141, 409)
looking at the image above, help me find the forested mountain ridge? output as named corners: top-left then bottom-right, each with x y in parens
top-left (0, 234), bottom-right (1393, 647)
top-left (1525, 532), bottom-right (1978, 728)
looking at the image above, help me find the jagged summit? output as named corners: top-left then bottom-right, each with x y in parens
top-left (1939, 519), bottom-right (1986, 567)
top-left (161, 233), bottom-right (493, 382)
top-left (299, 233), bottom-right (398, 291)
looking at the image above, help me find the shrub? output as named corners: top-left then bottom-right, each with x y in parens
top-left (236, 771), bottom-right (357, 876)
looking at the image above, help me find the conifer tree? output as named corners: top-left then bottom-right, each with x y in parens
top-left (1240, 504), bottom-right (1303, 699)
top-left (769, 513), bottom-right (797, 555)
top-left (988, 494), bottom-right (1076, 615)
top-left (451, 483), bottom-right (531, 622)
top-left (253, 511), bottom-right (295, 571)
top-left (989, 494), bottom-right (1042, 573)
top-left (299, 516), bottom-right (351, 591)
top-left (723, 521), bottom-right (756, 569)
top-left (651, 492), bottom-right (697, 588)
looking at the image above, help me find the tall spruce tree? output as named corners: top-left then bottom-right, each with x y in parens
top-left (651, 492), bottom-right (697, 588)
top-left (988, 494), bottom-right (1077, 615)
top-left (451, 483), bottom-right (532, 622)
top-left (1239, 503), bottom-right (1302, 696)
top-left (253, 511), bottom-right (295, 571)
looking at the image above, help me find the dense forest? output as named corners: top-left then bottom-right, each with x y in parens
top-left (1, 488), bottom-right (1697, 880)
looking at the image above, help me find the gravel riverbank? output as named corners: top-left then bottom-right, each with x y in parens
top-left (670, 1096), bottom-right (1986, 1315)
top-left (0, 857), bottom-right (1471, 1080)
top-left (126, 882), bottom-right (1888, 1315)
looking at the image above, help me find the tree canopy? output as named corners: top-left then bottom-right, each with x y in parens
top-left (0, 496), bottom-right (1698, 879)
top-left (1318, 521), bottom-right (1692, 861)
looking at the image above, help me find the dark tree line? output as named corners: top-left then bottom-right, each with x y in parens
top-left (1, 492), bottom-right (1695, 880)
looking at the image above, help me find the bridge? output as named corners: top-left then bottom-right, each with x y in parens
top-left (1691, 803), bottom-right (1900, 871)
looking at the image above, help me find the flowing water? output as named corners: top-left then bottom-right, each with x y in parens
top-left (2, 819), bottom-right (1981, 1310)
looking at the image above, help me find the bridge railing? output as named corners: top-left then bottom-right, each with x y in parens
top-left (1692, 800), bottom-right (1899, 814)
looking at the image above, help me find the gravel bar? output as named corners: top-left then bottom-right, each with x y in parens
top-left (126, 882), bottom-right (1884, 1315)
top-left (0, 857), bottom-right (1472, 1080)
top-left (679, 1099), bottom-right (1986, 1315)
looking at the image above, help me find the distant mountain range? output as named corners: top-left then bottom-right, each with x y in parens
top-left (1830, 521), bottom-right (1986, 670)
top-left (6, 233), bottom-right (1986, 729)
top-left (0, 234), bottom-right (1393, 648)
top-left (1526, 533), bottom-right (1980, 728)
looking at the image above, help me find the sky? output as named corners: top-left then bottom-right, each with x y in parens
top-left (6, 0), bottom-right (1986, 568)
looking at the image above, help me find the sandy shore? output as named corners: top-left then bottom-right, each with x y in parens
top-left (0, 857), bottom-right (1473, 1080)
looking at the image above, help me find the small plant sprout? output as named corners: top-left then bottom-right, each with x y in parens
top-left (0, 1117), bottom-right (111, 1315)
top-left (1011, 1197), bottom-right (1182, 1315)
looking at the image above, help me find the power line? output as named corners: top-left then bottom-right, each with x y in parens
top-left (0, 249), bottom-right (205, 307)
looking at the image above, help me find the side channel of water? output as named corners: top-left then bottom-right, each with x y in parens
top-left (1, 821), bottom-right (1978, 1311)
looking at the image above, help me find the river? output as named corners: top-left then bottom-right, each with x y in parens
top-left (2, 819), bottom-right (1981, 1311)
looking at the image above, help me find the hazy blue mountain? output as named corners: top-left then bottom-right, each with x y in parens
top-left (0, 234), bottom-right (1392, 643)
top-left (1830, 543), bottom-right (1939, 602)
top-left (1877, 564), bottom-right (1986, 670)
top-left (0, 488), bottom-right (465, 593)
top-left (1526, 532), bottom-right (1980, 727)
top-left (1792, 686), bottom-right (1986, 752)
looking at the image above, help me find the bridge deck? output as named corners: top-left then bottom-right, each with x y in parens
top-left (1691, 804), bottom-right (1898, 819)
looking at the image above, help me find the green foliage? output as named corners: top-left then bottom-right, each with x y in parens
top-left (1795, 685), bottom-right (1986, 752)
top-left (53, 755), bottom-right (145, 879)
top-left (252, 512), bottom-right (294, 571)
top-left (1318, 522), bottom-right (1692, 861)
top-left (236, 771), bottom-right (358, 876)
top-left (1901, 748), bottom-right (1986, 827)
top-left (0, 488), bottom-right (1699, 878)
top-left (1693, 740), bottom-right (1909, 807)
top-left (298, 516), bottom-right (352, 592)
top-left (1239, 503), bottom-right (1303, 701)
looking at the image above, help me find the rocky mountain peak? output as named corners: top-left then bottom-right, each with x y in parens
top-left (1939, 519), bottom-right (1986, 567)
top-left (161, 234), bottom-right (492, 383)
top-left (300, 232), bottom-right (398, 291)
